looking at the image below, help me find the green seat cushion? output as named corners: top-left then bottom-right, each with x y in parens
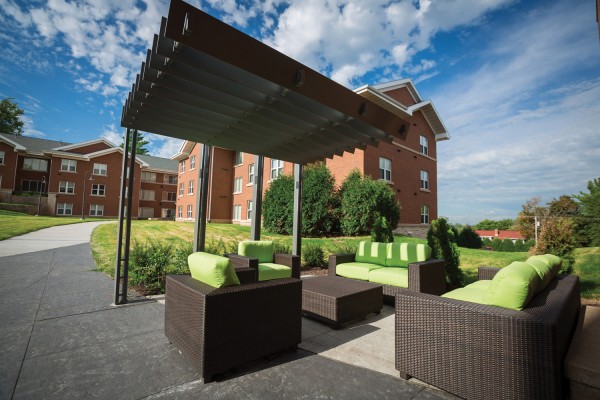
top-left (467, 280), bottom-right (493, 290)
top-left (239, 240), bottom-right (274, 263)
top-left (483, 261), bottom-right (540, 310)
top-left (385, 242), bottom-right (432, 267)
top-left (257, 263), bottom-right (292, 281)
top-left (442, 285), bottom-right (488, 304)
top-left (336, 262), bottom-right (384, 281)
top-left (355, 241), bottom-right (387, 266)
top-left (188, 252), bottom-right (240, 288)
top-left (526, 255), bottom-right (557, 293)
top-left (528, 254), bottom-right (562, 276)
top-left (368, 267), bottom-right (408, 287)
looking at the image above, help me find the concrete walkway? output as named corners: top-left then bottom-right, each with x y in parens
top-left (0, 224), bottom-right (457, 399)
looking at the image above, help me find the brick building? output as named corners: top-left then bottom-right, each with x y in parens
top-left (172, 78), bottom-right (449, 229)
top-left (0, 134), bottom-right (178, 218)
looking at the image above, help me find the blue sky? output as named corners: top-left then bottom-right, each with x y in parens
top-left (1, 0), bottom-right (599, 224)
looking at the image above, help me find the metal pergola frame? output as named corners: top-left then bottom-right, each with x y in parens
top-left (114, 0), bottom-right (410, 305)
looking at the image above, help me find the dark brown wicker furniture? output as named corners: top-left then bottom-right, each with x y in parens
top-left (328, 254), bottom-right (446, 303)
top-left (302, 276), bottom-right (383, 329)
top-left (165, 273), bottom-right (302, 382)
top-left (395, 267), bottom-right (581, 400)
top-left (227, 253), bottom-right (300, 280)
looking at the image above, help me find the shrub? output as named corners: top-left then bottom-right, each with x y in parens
top-left (530, 217), bottom-right (576, 274)
top-left (340, 170), bottom-right (400, 236)
top-left (302, 243), bottom-right (326, 267)
top-left (263, 174), bottom-right (294, 234)
top-left (500, 239), bottom-right (516, 252)
top-left (331, 241), bottom-right (358, 255)
top-left (490, 238), bottom-right (503, 251)
top-left (427, 218), bottom-right (463, 289)
top-left (302, 162), bottom-right (340, 236)
top-left (456, 225), bottom-right (483, 249)
top-left (482, 238), bottom-right (492, 248)
top-left (371, 216), bottom-right (394, 243)
top-left (204, 238), bottom-right (238, 256)
top-left (273, 241), bottom-right (291, 254)
top-left (129, 241), bottom-right (172, 294)
top-left (170, 241), bottom-right (193, 275)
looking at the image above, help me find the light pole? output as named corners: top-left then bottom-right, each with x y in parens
top-left (36, 176), bottom-right (46, 216)
top-left (81, 171), bottom-right (93, 220)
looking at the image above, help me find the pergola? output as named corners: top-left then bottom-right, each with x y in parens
top-left (114, 0), bottom-right (410, 305)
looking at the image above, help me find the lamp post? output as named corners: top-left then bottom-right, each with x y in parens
top-left (81, 171), bottom-right (93, 220)
top-left (36, 176), bottom-right (46, 216)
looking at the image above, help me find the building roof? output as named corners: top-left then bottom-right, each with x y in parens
top-left (475, 230), bottom-right (525, 240)
top-left (0, 133), bottom-right (71, 155)
top-left (137, 154), bottom-right (178, 172)
top-left (120, 0), bottom-right (412, 165)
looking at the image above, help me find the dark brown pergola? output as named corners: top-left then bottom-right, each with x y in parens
top-left (114, 0), bottom-right (410, 305)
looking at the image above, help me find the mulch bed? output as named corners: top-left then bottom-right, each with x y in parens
top-left (301, 267), bottom-right (329, 277)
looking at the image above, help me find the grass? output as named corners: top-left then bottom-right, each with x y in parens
top-left (0, 210), bottom-right (98, 240)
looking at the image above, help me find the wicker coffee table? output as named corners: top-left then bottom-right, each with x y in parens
top-left (302, 276), bottom-right (383, 329)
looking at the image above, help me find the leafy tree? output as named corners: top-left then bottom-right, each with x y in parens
top-left (530, 217), bottom-right (576, 274)
top-left (548, 195), bottom-right (579, 217)
top-left (456, 225), bottom-right (483, 249)
top-left (0, 98), bottom-right (25, 136)
top-left (371, 216), bottom-right (394, 243)
top-left (515, 197), bottom-right (545, 240)
top-left (427, 218), bottom-right (463, 289)
top-left (121, 131), bottom-right (150, 155)
top-left (262, 174), bottom-right (294, 234)
top-left (340, 170), bottom-right (400, 236)
top-left (475, 218), bottom-right (514, 230)
top-left (574, 177), bottom-right (600, 246)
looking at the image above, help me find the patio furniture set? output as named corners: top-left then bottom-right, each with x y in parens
top-left (165, 240), bottom-right (585, 399)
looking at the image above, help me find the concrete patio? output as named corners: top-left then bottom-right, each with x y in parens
top-left (0, 223), bottom-right (458, 399)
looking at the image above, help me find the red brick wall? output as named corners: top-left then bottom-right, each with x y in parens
top-left (65, 142), bottom-right (113, 155)
top-left (325, 149), bottom-right (365, 187)
top-left (0, 142), bottom-right (18, 191)
top-left (382, 86), bottom-right (418, 106)
top-left (139, 170), bottom-right (178, 219)
top-left (175, 144), bottom-right (199, 221)
top-left (15, 155), bottom-right (51, 192)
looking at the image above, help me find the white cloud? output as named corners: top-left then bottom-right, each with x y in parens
top-left (145, 134), bottom-right (184, 158)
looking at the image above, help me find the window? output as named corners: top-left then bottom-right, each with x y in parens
top-left (60, 159), bottom-right (77, 172)
top-left (139, 207), bottom-right (154, 218)
top-left (57, 202), bottom-right (73, 216)
top-left (235, 151), bottom-right (243, 165)
top-left (233, 205), bottom-right (241, 220)
top-left (420, 135), bottom-right (429, 156)
top-left (59, 181), bottom-right (75, 194)
top-left (23, 158), bottom-right (48, 171)
top-left (234, 177), bottom-right (242, 193)
top-left (248, 164), bottom-right (255, 184)
top-left (180, 160), bottom-right (186, 173)
top-left (21, 180), bottom-right (44, 192)
top-left (93, 163), bottom-right (107, 176)
top-left (187, 204), bottom-right (193, 218)
top-left (247, 200), bottom-right (253, 220)
top-left (165, 192), bottom-right (176, 202)
top-left (89, 204), bottom-right (104, 216)
top-left (140, 189), bottom-right (155, 201)
top-left (188, 180), bottom-right (194, 195)
top-left (420, 170), bottom-right (429, 190)
top-left (379, 157), bottom-right (391, 182)
top-left (91, 184), bottom-right (105, 196)
top-left (270, 159), bottom-right (283, 180)
top-left (179, 182), bottom-right (184, 196)
top-left (0, 151), bottom-right (4, 165)
top-left (177, 205), bottom-right (182, 218)
top-left (141, 171), bottom-right (156, 182)
top-left (165, 175), bottom-right (177, 184)
top-left (421, 205), bottom-right (429, 224)
top-left (190, 155), bottom-right (196, 170)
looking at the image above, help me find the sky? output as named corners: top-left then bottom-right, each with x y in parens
top-left (1, 0), bottom-right (599, 225)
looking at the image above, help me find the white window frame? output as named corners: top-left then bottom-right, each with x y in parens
top-left (56, 202), bottom-right (73, 216)
top-left (420, 170), bottom-right (429, 190)
top-left (23, 158), bottom-right (48, 171)
top-left (180, 161), bottom-right (186, 173)
top-left (234, 177), bottom-right (242, 194)
top-left (234, 152), bottom-right (243, 166)
top-left (187, 204), bottom-right (193, 218)
top-left (177, 205), bottom-right (183, 218)
top-left (247, 200), bottom-right (253, 220)
top-left (420, 135), bottom-right (429, 156)
top-left (140, 189), bottom-right (155, 201)
top-left (233, 204), bottom-right (241, 220)
top-left (91, 184), bottom-right (106, 196)
top-left (58, 181), bottom-right (75, 194)
top-left (188, 180), bottom-right (194, 195)
top-left (379, 157), bottom-right (392, 182)
top-left (60, 159), bottom-right (77, 172)
top-left (0, 150), bottom-right (4, 165)
top-left (93, 163), bottom-right (107, 176)
top-left (421, 205), bottom-right (430, 224)
top-left (190, 155), bottom-right (196, 170)
top-left (270, 159), bottom-right (283, 180)
top-left (248, 164), bottom-right (255, 184)
top-left (89, 204), bottom-right (104, 216)
top-left (179, 182), bottom-right (184, 196)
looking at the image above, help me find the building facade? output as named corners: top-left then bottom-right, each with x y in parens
top-left (0, 134), bottom-right (178, 218)
top-left (172, 78), bottom-right (450, 228)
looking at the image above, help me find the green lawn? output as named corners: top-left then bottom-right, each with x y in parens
top-left (0, 210), bottom-right (97, 240)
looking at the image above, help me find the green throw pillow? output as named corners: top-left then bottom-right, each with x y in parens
top-left (526, 256), bottom-right (555, 293)
top-left (238, 240), bottom-right (274, 263)
top-left (188, 252), bottom-right (240, 288)
top-left (355, 241), bottom-right (387, 266)
top-left (483, 261), bottom-right (540, 310)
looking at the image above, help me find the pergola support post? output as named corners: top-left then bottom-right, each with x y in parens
top-left (250, 155), bottom-right (264, 241)
top-left (292, 164), bottom-right (303, 257)
top-left (194, 144), bottom-right (212, 252)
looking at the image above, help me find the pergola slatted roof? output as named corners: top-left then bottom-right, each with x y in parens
top-left (121, 0), bottom-right (410, 164)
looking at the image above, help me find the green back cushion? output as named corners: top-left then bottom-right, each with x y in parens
top-left (526, 255), bottom-right (558, 293)
top-left (336, 262), bottom-right (384, 281)
top-left (483, 261), bottom-right (540, 310)
top-left (238, 240), bottom-right (274, 263)
top-left (368, 267), bottom-right (408, 287)
top-left (355, 241), bottom-right (387, 266)
top-left (257, 263), bottom-right (292, 281)
top-left (188, 252), bottom-right (240, 288)
top-left (528, 254), bottom-right (562, 276)
top-left (385, 242), bottom-right (431, 267)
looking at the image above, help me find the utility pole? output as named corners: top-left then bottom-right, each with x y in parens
top-left (534, 216), bottom-right (540, 243)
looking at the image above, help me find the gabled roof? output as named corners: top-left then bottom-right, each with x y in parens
top-left (137, 154), bottom-right (178, 172)
top-left (0, 133), bottom-right (71, 155)
top-left (354, 79), bottom-right (450, 142)
top-left (171, 140), bottom-right (197, 161)
top-left (52, 138), bottom-right (116, 152)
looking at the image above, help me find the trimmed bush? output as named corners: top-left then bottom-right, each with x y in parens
top-left (302, 162), bottom-right (340, 237)
top-left (371, 216), bottom-right (394, 243)
top-left (263, 174), bottom-right (294, 234)
top-left (490, 238), bottom-right (503, 251)
top-left (427, 218), bottom-right (463, 289)
top-left (499, 239), bottom-right (516, 252)
top-left (302, 243), bottom-right (326, 267)
top-left (456, 225), bottom-right (483, 249)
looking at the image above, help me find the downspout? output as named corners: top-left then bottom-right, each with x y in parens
top-left (207, 146), bottom-right (214, 222)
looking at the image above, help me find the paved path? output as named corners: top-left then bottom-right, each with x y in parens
top-left (0, 224), bottom-right (457, 399)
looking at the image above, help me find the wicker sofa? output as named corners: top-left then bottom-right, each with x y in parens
top-left (165, 254), bottom-right (302, 382)
top-left (329, 241), bottom-right (446, 302)
top-left (395, 262), bottom-right (581, 400)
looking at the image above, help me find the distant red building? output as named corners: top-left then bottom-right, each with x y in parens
top-left (476, 229), bottom-right (525, 243)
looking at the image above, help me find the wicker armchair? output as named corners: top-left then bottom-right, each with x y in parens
top-left (394, 267), bottom-right (581, 400)
top-left (165, 273), bottom-right (302, 382)
top-left (227, 252), bottom-right (300, 280)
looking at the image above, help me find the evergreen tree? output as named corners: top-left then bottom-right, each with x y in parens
top-left (427, 218), bottom-right (463, 289)
top-left (0, 98), bottom-right (24, 136)
top-left (574, 178), bottom-right (600, 246)
top-left (456, 225), bottom-right (483, 249)
top-left (121, 131), bottom-right (150, 155)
